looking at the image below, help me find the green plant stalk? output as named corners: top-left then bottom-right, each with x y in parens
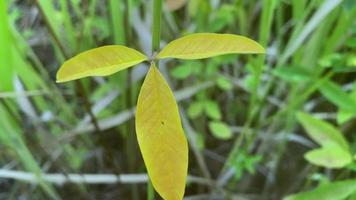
top-left (60, 0), bottom-right (76, 54)
top-left (110, 0), bottom-right (125, 44)
top-left (71, 0), bottom-right (84, 21)
top-left (81, 0), bottom-right (97, 49)
top-left (6, 4), bottom-right (84, 189)
top-left (10, 22), bottom-right (77, 123)
top-left (248, 1), bottom-right (318, 123)
top-left (222, 0), bottom-right (275, 173)
top-left (126, 0), bottom-right (133, 42)
top-left (108, 0), bottom-right (127, 142)
top-left (119, 1), bottom-right (140, 200)
top-left (34, 0), bottom-right (100, 132)
top-left (259, 7), bottom-right (338, 180)
top-left (221, 59), bottom-right (335, 183)
top-left (125, 78), bottom-right (139, 200)
top-left (0, 105), bottom-right (60, 200)
top-left (143, 0), bottom-right (162, 198)
top-left (147, 180), bottom-right (155, 200)
top-left (0, 0), bottom-right (13, 92)
top-left (227, 2), bottom-right (339, 175)
top-left (235, 1), bottom-right (247, 35)
top-left (222, 70), bottom-right (334, 187)
top-left (250, 13), bottom-right (338, 178)
top-left (323, 9), bottom-right (355, 55)
top-left (152, 0), bottom-right (162, 54)
top-left (247, 0), bottom-right (275, 124)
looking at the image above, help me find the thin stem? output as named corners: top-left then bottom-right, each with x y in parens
top-left (110, 0), bottom-right (125, 44)
top-left (152, 0), bottom-right (162, 54)
top-left (34, 0), bottom-right (68, 58)
top-left (0, 99), bottom-right (21, 126)
top-left (144, 0), bottom-right (162, 198)
top-left (121, 1), bottom-right (139, 200)
top-left (35, 0), bottom-right (100, 133)
top-left (75, 81), bottom-right (101, 132)
top-left (126, 0), bottom-right (133, 43)
top-left (147, 180), bottom-right (154, 200)
top-left (220, 0), bottom-right (275, 176)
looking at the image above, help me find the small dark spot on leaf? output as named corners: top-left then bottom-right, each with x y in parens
top-left (161, 121), bottom-right (165, 125)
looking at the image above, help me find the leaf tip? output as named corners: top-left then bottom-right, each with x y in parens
top-left (55, 65), bottom-right (71, 83)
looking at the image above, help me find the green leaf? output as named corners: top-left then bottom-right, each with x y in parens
top-left (216, 76), bottom-right (233, 90)
top-left (157, 33), bottom-right (265, 60)
top-left (210, 5), bottom-right (235, 32)
top-left (318, 53), bottom-right (342, 68)
top-left (319, 80), bottom-right (356, 114)
top-left (337, 83), bottom-right (356, 124)
top-left (136, 63), bottom-right (188, 200)
top-left (171, 60), bottom-right (202, 80)
top-left (188, 101), bottom-right (204, 119)
top-left (208, 121), bottom-right (232, 140)
top-left (204, 101), bottom-right (222, 120)
top-left (272, 66), bottom-right (312, 82)
top-left (296, 112), bottom-right (349, 150)
top-left (0, 0), bottom-right (13, 91)
top-left (245, 154), bottom-right (262, 174)
top-left (283, 179), bottom-right (356, 200)
top-left (170, 63), bottom-right (194, 80)
top-left (56, 45), bottom-right (147, 82)
top-left (195, 132), bottom-right (205, 150)
top-left (346, 54), bottom-right (356, 67)
top-left (304, 145), bottom-right (352, 168)
top-left (297, 112), bottom-right (353, 168)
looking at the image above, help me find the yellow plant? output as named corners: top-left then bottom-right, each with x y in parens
top-left (56, 33), bottom-right (264, 200)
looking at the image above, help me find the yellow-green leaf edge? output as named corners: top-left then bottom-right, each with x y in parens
top-left (156, 33), bottom-right (265, 60)
top-left (56, 45), bottom-right (147, 82)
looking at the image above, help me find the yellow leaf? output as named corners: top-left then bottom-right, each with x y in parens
top-left (56, 45), bottom-right (147, 82)
top-left (157, 33), bottom-right (265, 60)
top-left (136, 63), bottom-right (188, 200)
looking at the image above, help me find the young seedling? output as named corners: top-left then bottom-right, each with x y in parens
top-left (296, 112), bottom-right (353, 168)
top-left (56, 33), bottom-right (264, 199)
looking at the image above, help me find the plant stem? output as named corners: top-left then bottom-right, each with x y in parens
top-left (35, 0), bottom-right (100, 133)
top-left (121, 1), bottom-right (139, 200)
top-left (152, 0), bottom-right (162, 54)
top-left (221, 0), bottom-right (275, 174)
top-left (147, 180), bottom-right (154, 200)
top-left (126, 0), bottom-right (133, 42)
top-left (109, 0), bottom-right (125, 44)
top-left (144, 0), bottom-right (162, 198)
top-left (75, 80), bottom-right (100, 132)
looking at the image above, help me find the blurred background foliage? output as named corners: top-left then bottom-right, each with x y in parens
top-left (0, 0), bottom-right (355, 199)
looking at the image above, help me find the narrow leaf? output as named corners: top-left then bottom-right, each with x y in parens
top-left (304, 145), bottom-right (352, 168)
top-left (157, 33), bottom-right (265, 60)
top-left (284, 179), bottom-right (356, 200)
top-left (0, 0), bottom-right (13, 91)
top-left (337, 83), bottom-right (356, 124)
top-left (319, 80), bottom-right (356, 114)
top-left (56, 45), bottom-right (147, 82)
top-left (272, 66), bottom-right (312, 83)
top-left (136, 63), bottom-right (188, 200)
top-left (296, 112), bottom-right (349, 150)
